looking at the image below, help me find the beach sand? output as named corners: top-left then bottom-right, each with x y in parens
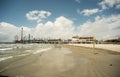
top-left (69, 44), bottom-right (120, 52)
top-left (0, 44), bottom-right (120, 77)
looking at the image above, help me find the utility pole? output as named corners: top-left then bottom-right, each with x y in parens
top-left (28, 34), bottom-right (30, 43)
top-left (21, 27), bottom-right (23, 43)
top-left (93, 37), bottom-right (95, 49)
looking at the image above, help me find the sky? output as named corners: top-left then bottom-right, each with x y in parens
top-left (0, 0), bottom-right (120, 42)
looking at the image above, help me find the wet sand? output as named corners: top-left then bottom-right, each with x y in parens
top-left (0, 45), bottom-right (120, 77)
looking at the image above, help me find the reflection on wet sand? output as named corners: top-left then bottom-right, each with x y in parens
top-left (39, 47), bottom-right (88, 72)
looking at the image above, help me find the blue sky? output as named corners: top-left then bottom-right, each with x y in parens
top-left (0, 0), bottom-right (120, 41)
top-left (0, 0), bottom-right (119, 26)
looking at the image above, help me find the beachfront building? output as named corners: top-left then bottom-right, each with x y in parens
top-left (72, 36), bottom-right (95, 44)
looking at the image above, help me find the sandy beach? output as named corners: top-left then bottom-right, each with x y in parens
top-left (69, 44), bottom-right (120, 52)
top-left (0, 44), bottom-right (120, 77)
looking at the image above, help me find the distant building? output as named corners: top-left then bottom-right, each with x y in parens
top-left (104, 37), bottom-right (120, 44)
top-left (72, 36), bottom-right (95, 44)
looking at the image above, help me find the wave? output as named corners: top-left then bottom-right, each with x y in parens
top-left (0, 48), bottom-right (12, 51)
top-left (0, 44), bottom-right (53, 62)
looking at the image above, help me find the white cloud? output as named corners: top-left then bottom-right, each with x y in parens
top-left (80, 8), bottom-right (100, 16)
top-left (0, 14), bottom-right (120, 42)
top-left (0, 22), bottom-right (19, 42)
top-left (0, 22), bottom-right (35, 42)
top-left (75, 0), bottom-right (80, 3)
top-left (0, 16), bottom-right (75, 42)
top-left (26, 10), bottom-right (51, 23)
top-left (99, 0), bottom-right (120, 10)
top-left (77, 14), bottom-right (120, 40)
top-left (34, 16), bottom-right (75, 39)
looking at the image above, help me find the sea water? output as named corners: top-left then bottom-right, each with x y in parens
top-left (0, 44), bottom-right (53, 62)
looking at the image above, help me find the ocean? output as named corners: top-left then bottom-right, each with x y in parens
top-left (0, 44), bottom-right (53, 62)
